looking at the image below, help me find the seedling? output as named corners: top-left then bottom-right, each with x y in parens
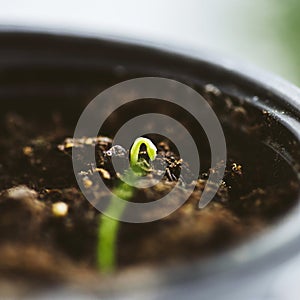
top-left (97, 137), bottom-right (157, 272)
top-left (130, 137), bottom-right (157, 166)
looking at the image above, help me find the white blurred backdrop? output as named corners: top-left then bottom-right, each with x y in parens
top-left (0, 0), bottom-right (298, 84)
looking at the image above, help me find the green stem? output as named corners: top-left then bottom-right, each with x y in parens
top-left (97, 199), bottom-right (126, 273)
top-left (97, 173), bottom-right (134, 273)
top-left (97, 137), bottom-right (157, 273)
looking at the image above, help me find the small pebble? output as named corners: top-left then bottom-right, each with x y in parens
top-left (85, 138), bottom-right (93, 145)
top-left (105, 145), bottom-right (127, 157)
top-left (231, 163), bottom-right (243, 175)
top-left (204, 84), bottom-right (221, 97)
top-left (6, 185), bottom-right (37, 200)
top-left (23, 146), bottom-right (33, 157)
top-left (83, 176), bottom-right (93, 188)
top-left (96, 168), bottom-right (111, 180)
top-left (65, 142), bottom-right (74, 149)
top-left (52, 202), bottom-right (68, 217)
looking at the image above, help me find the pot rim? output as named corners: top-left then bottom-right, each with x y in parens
top-left (0, 25), bottom-right (300, 296)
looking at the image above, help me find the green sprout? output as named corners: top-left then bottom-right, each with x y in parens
top-left (97, 137), bottom-right (157, 273)
top-left (130, 137), bottom-right (157, 166)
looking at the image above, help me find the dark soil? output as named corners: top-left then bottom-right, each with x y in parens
top-left (0, 82), bottom-right (299, 296)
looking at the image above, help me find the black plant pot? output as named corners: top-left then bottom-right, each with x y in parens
top-left (0, 28), bottom-right (300, 299)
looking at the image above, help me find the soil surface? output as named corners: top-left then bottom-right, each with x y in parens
top-left (0, 83), bottom-right (299, 296)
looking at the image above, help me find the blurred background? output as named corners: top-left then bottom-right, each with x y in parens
top-left (0, 0), bottom-right (299, 86)
top-left (0, 0), bottom-right (299, 299)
